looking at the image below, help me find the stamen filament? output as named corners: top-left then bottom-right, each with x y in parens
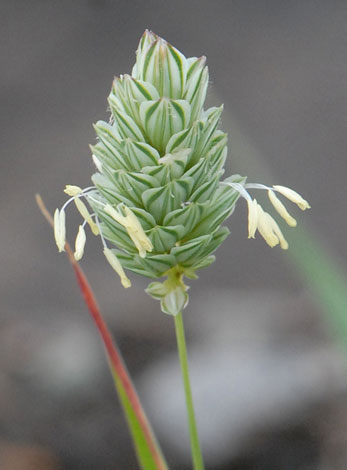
top-left (222, 181), bottom-right (252, 202)
top-left (61, 187), bottom-right (96, 212)
top-left (95, 216), bottom-right (107, 249)
top-left (244, 183), bottom-right (271, 191)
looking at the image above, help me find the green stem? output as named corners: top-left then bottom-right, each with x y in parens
top-left (174, 312), bottom-right (204, 470)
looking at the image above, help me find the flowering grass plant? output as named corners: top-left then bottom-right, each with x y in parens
top-left (51, 31), bottom-right (309, 469)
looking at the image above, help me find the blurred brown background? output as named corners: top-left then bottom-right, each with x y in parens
top-left (1, 1), bottom-right (347, 469)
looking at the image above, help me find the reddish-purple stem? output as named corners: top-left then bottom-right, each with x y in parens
top-left (36, 194), bottom-right (166, 470)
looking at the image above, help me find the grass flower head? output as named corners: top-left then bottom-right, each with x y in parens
top-left (54, 30), bottom-right (310, 315)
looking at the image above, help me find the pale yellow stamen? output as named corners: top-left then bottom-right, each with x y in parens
top-left (256, 204), bottom-right (279, 248)
top-left (247, 198), bottom-right (258, 238)
top-left (104, 204), bottom-right (153, 258)
top-left (268, 190), bottom-right (297, 227)
top-left (266, 213), bottom-right (289, 250)
top-left (103, 248), bottom-right (131, 288)
top-left (273, 185), bottom-right (310, 210)
top-left (123, 207), bottom-right (153, 256)
top-left (104, 204), bottom-right (127, 225)
top-left (64, 185), bottom-right (83, 197)
top-left (74, 197), bottom-right (99, 235)
top-left (256, 204), bottom-right (289, 250)
top-left (74, 225), bottom-right (86, 261)
top-left (53, 208), bottom-right (66, 252)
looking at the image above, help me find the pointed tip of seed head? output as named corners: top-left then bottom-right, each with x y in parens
top-left (143, 29), bottom-right (156, 38)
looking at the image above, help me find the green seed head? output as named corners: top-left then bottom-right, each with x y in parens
top-left (86, 30), bottom-right (243, 314)
top-left (55, 30), bottom-right (309, 315)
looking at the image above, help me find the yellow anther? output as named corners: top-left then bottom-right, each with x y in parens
top-left (273, 185), bottom-right (310, 210)
top-left (268, 190), bottom-right (297, 227)
top-left (256, 204), bottom-right (289, 250)
top-left (103, 248), bottom-right (131, 288)
top-left (74, 225), bottom-right (86, 261)
top-left (64, 185), bottom-right (83, 197)
top-left (267, 215), bottom-right (289, 250)
top-left (247, 198), bottom-right (258, 239)
top-left (104, 204), bottom-right (127, 225)
top-left (105, 204), bottom-right (152, 258)
top-left (53, 208), bottom-right (66, 252)
top-left (256, 204), bottom-right (280, 248)
top-left (123, 207), bottom-right (153, 257)
top-left (74, 197), bottom-right (99, 235)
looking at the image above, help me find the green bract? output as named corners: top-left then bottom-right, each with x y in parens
top-left (86, 30), bottom-right (244, 314)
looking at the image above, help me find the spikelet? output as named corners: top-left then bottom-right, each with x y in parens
top-left (55, 31), bottom-right (309, 315)
top-left (85, 30), bottom-right (241, 314)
